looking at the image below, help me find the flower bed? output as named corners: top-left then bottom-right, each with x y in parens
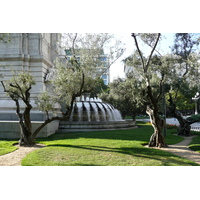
top-left (166, 124), bottom-right (178, 129)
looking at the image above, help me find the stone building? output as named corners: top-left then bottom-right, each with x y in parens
top-left (0, 33), bottom-right (60, 138)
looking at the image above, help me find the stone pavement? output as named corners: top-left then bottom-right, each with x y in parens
top-left (0, 144), bottom-right (45, 166)
top-left (161, 136), bottom-right (200, 165)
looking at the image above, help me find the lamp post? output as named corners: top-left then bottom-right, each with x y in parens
top-left (162, 84), bottom-right (167, 137)
top-left (192, 92), bottom-right (199, 115)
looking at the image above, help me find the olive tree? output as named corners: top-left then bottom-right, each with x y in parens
top-left (130, 33), bottom-right (168, 147)
top-left (1, 71), bottom-right (62, 146)
top-left (167, 33), bottom-right (200, 136)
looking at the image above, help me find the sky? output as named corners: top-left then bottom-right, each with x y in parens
top-left (110, 33), bottom-right (175, 82)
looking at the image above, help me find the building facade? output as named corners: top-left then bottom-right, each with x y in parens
top-left (0, 33), bottom-right (61, 138)
top-left (0, 33), bottom-right (60, 121)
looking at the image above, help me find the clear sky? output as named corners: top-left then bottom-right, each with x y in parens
top-left (110, 33), bottom-right (175, 82)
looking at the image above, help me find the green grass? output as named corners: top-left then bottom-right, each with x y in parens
top-left (189, 131), bottom-right (200, 152)
top-left (124, 116), bottom-right (150, 119)
top-left (0, 140), bottom-right (18, 155)
top-left (21, 122), bottom-right (198, 166)
top-left (135, 116), bottom-right (150, 119)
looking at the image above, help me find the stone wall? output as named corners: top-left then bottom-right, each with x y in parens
top-left (0, 120), bottom-right (59, 139)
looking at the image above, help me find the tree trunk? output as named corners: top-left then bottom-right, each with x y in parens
top-left (131, 112), bottom-right (137, 121)
top-left (168, 95), bottom-right (193, 136)
top-left (18, 128), bottom-right (35, 146)
top-left (147, 105), bottom-right (167, 148)
top-left (14, 99), bottom-right (35, 146)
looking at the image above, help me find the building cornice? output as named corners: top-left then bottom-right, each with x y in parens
top-left (0, 54), bottom-right (53, 68)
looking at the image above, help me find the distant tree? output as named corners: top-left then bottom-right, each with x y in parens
top-left (100, 75), bottom-right (145, 120)
top-left (90, 78), bottom-right (109, 98)
top-left (168, 33), bottom-right (200, 136)
top-left (166, 83), bottom-right (196, 114)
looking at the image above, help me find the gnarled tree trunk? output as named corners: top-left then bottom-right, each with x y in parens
top-left (14, 98), bottom-right (35, 146)
top-left (168, 95), bottom-right (193, 136)
top-left (147, 105), bottom-right (167, 148)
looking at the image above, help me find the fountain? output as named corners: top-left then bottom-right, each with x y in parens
top-left (57, 94), bottom-right (136, 133)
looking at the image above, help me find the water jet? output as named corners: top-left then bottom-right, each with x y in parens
top-left (57, 95), bottom-right (136, 133)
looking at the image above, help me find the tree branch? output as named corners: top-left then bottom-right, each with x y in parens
top-left (156, 72), bottom-right (165, 101)
top-left (9, 83), bottom-right (24, 100)
top-left (99, 48), bottom-right (125, 77)
top-left (71, 33), bottom-right (81, 68)
top-left (145, 33), bottom-right (161, 72)
top-left (32, 116), bottom-right (63, 140)
top-left (131, 33), bottom-right (146, 72)
top-left (1, 81), bottom-right (7, 92)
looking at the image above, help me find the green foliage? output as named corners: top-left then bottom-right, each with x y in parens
top-left (3, 70), bottom-right (36, 100)
top-left (170, 33), bottom-right (200, 88)
top-left (100, 76), bottom-right (145, 119)
top-left (90, 78), bottom-right (108, 97)
top-left (52, 58), bottom-right (97, 105)
top-left (0, 33), bottom-right (10, 43)
top-left (172, 33), bottom-right (199, 59)
top-left (21, 123), bottom-right (198, 166)
top-left (186, 114), bottom-right (200, 122)
top-left (166, 88), bottom-right (195, 111)
top-left (189, 134), bottom-right (200, 152)
top-left (36, 92), bottom-right (58, 116)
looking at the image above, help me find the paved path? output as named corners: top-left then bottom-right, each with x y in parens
top-left (161, 136), bottom-right (200, 165)
top-left (139, 119), bottom-right (200, 165)
top-left (0, 144), bottom-right (45, 166)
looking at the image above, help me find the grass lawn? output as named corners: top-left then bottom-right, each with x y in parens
top-left (21, 122), bottom-right (198, 166)
top-left (125, 116), bottom-right (149, 120)
top-left (189, 131), bottom-right (200, 152)
top-left (0, 140), bottom-right (18, 155)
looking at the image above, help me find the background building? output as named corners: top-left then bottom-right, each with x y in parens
top-left (0, 33), bottom-right (60, 138)
top-left (0, 33), bottom-right (60, 120)
top-left (64, 49), bottom-right (110, 85)
top-left (99, 55), bottom-right (110, 85)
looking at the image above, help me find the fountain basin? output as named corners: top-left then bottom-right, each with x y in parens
top-left (58, 95), bottom-right (137, 133)
top-left (57, 120), bottom-right (136, 133)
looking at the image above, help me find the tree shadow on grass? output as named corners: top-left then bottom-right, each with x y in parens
top-left (37, 126), bottom-right (153, 144)
top-left (47, 144), bottom-right (198, 166)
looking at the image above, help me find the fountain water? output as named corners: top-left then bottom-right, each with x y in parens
top-left (57, 95), bottom-right (136, 132)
